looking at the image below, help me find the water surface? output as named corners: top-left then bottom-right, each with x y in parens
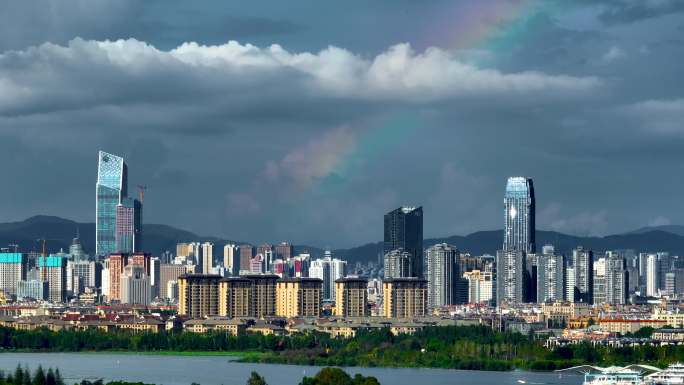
top-left (0, 353), bottom-right (581, 385)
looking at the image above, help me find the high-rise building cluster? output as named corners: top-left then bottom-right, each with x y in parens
top-left (3, 153), bottom-right (684, 329)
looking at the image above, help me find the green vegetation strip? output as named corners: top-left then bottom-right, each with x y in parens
top-left (0, 325), bottom-right (676, 371)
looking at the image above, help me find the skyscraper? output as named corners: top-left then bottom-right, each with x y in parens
top-left (38, 255), bottom-right (67, 303)
top-left (424, 243), bottom-right (461, 308)
top-left (239, 244), bottom-right (254, 273)
top-left (498, 177), bottom-right (535, 305)
top-left (496, 250), bottom-right (524, 305)
top-left (115, 197), bottom-right (142, 253)
top-left (647, 253), bottom-right (659, 296)
top-left (223, 244), bottom-right (238, 275)
top-left (572, 246), bottom-right (593, 303)
top-left (503, 177), bottom-right (535, 253)
top-left (383, 249), bottom-right (411, 279)
top-left (384, 206), bottom-right (423, 278)
top-left (0, 253), bottom-right (27, 296)
top-left (96, 151), bottom-right (127, 256)
top-left (120, 265), bottom-right (151, 305)
top-left (604, 251), bottom-right (628, 305)
top-left (201, 242), bottom-right (214, 274)
top-left (309, 254), bottom-right (347, 301)
top-left (536, 245), bottom-right (564, 303)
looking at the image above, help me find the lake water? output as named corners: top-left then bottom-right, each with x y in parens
top-left (0, 353), bottom-right (581, 385)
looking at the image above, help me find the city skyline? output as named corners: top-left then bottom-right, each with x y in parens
top-left (1, 1), bottom-right (684, 248)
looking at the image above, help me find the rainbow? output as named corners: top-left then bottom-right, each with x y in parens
top-left (307, 1), bottom-right (554, 193)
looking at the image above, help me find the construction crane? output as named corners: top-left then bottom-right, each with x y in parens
top-left (35, 237), bottom-right (62, 281)
top-left (137, 185), bottom-right (148, 203)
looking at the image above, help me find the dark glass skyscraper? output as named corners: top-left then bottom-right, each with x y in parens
top-left (384, 206), bottom-right (423, 278)
top-left (503, 177), bottom-right (535, 253)
top-left (96, 151), bottom-right (128, 256)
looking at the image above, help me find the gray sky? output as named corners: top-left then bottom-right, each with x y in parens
top-left (1, 0), bottom-right (683, 247)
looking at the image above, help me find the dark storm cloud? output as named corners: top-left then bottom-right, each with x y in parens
top-left (0, 1), bottom-right (303, 52)
top-left (594, 0), bottom-right (684, 25)
top-left (1, 0), bottom-right (684, 247)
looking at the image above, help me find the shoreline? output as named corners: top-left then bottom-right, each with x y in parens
top-left (0, 349), bottom-right (263, 358)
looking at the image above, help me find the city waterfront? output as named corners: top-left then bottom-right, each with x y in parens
top-left (0, 353), bottom-right (580, 385)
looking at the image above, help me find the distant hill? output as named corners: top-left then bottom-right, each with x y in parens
top-left (334, 229), bottom-right (684, 263)
top-left (2, 216), bottom-right (684, 264)
top-left (628, 225), bottom-right (684, 237)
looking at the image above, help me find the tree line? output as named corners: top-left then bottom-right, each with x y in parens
top-left (0, 366), bottom-right (378, 385)
top-left (2, 325), bottom-right (684, 371)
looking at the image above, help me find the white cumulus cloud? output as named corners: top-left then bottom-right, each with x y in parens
top-left (0, 38), bottom-right (602, 118)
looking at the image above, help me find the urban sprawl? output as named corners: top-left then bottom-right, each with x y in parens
top-left (1, 152), bottom-right (683, 348)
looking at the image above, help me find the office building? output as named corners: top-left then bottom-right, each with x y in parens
top-left (96, 151), bottom-right (127, 256)
top-left (0, 253), bottom-right (27, 296)
top-left (572, 246), bottom-right (593, 303)
top-left (593, 257), bottom-right (607, 305)
top-left (383, 249), bottom-right (411, 279)
top-left (38, 255), bottom-right (67, 303)
top-left (537, 247), bottom-right (565, 303)
top-left (249, 254), bottom-right (265, 274)
top-left (382, 278), bottom-right (428, 318)
top-left (292, 254), bottom-right (310, 277)
top-left (309, 254), bottom-right (347, 301)
top-left (239, 245), bottom-right (254, 273)
top-left (150, 257), bottom-right (160, 298)
top-left (658, 252), bottom-right (671, 291)
top-left (167, 280), bottom-right (179, 300)
top-left (17, 280), bottom-right (48, 301)
top-left (647, 253), bottom-right (659, 297)
top-left (120, 265), bottom-right (151, 305)
top-left (334, 277), bottom-right (369, 317)
top-left (115, 197), bottom-right (142, 253)
top-left (276, 277), bottom-right (323, 318)
top-left (565, 266), bottom-right (576, 302)
top-left (130, 252), bottom-right (152, 275)
top-left (275, 242), bottom-right (294, 260)
top-left (201, 242), bottom-right (214, 274)
top-left (177, 274), bottom-right (222, 318)
top-left (223, 244), bottom-right (238, 276)
top-left (107, 253), bottom-right (128, 302)
top-left (66, 260), bottom-right (99, 296)
top-left (384, 206), bottom-right (423, 278)
top-left (605, 252), bottom-right (628, 305)
top-left (424, 243), bottom-right (461, 308)
top-left (256, 244), bottom-right (273, 272)
top-left (176, 243), bottom-right (192, 259)
top-left (463, 270), bottom-right (493, 304)
top-left (503, 177), bottom-right (535, 254)
top-left (496, 249), bottom-right (525, 305)
top-left (160, 263), bottom-right (189, 299)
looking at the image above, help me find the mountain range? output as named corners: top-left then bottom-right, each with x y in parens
top-left (2, 215), bottom-right (684, 264)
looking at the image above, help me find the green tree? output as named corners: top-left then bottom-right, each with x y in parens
top-left (32, 366), bottom-right (46, 385)
top-left (13, 365), bottom-right (25, 385)
top-left (45, 369), bottom-right (55, 385)
top-left (246, 372), bottom-right (267, 385)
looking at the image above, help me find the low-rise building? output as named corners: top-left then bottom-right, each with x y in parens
top-left (184, 317), bottom-right (247, 336)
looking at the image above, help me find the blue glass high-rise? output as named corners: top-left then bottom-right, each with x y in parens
top-left (96, 151), bottom-right (127, 256)
top-left (503, 177), bottom-right (535, 253)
